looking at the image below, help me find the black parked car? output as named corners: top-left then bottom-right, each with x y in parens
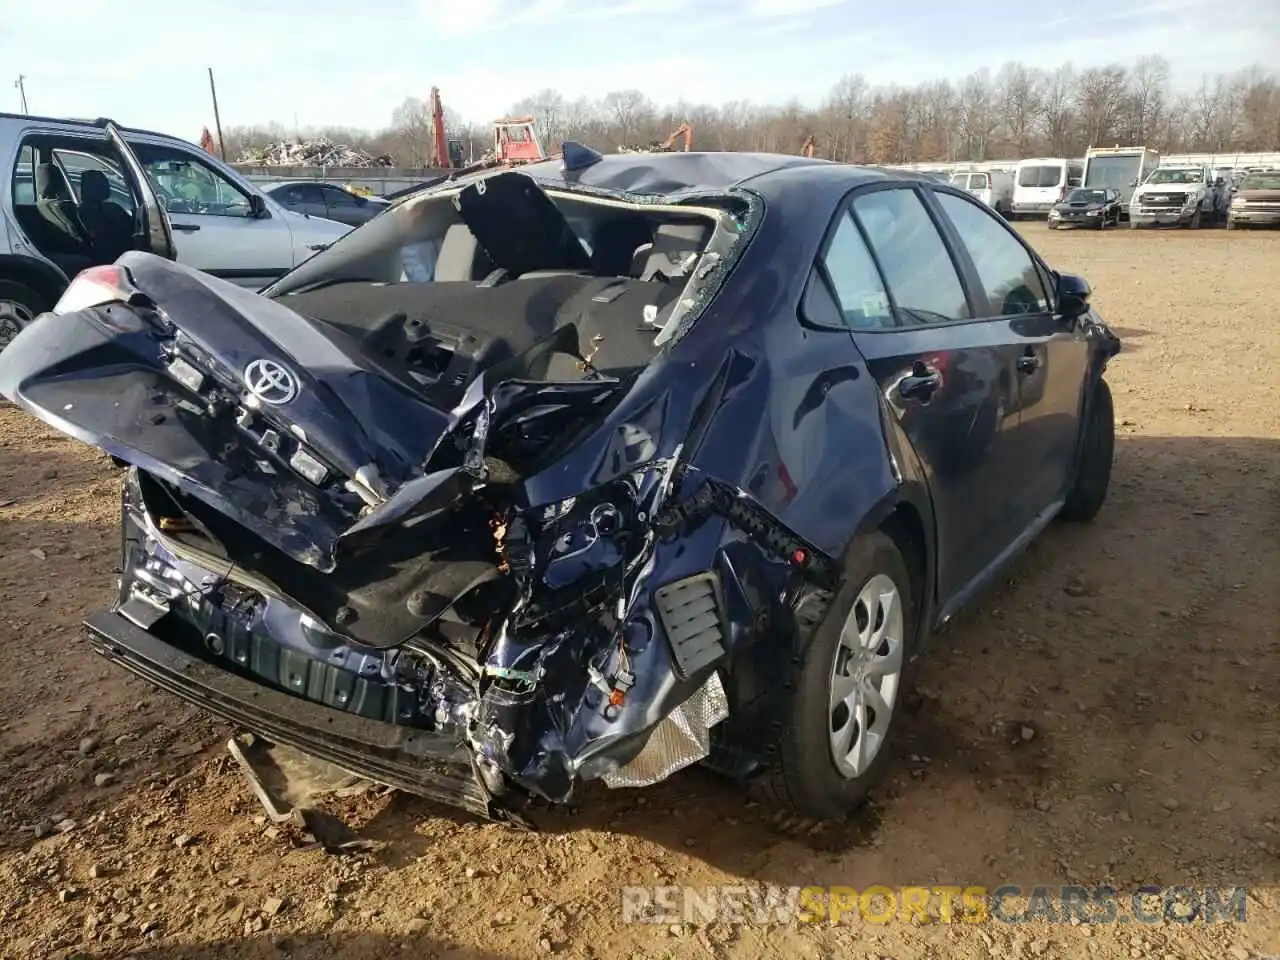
top-left (1048, 187), bottom-right (1123, 229)
top-left (0, 148), bottom-right (1120, 823)
top-left (263, 181), bottom-right (389, 226)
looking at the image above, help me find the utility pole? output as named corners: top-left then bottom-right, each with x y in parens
top-left (207, 67), bottom-right (226, 161)
top-left (14, 75), bottom-right (28, 114)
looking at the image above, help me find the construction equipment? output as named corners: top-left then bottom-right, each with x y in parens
top-left (617, 122), bottom-right (693, 154)
top-left (491, 117), bottom-right (546, 164)
top-left (429, 87), bottom-right (450, 169)
top-left (443, 116), bottom-right (548, 181)
top-left (659, 122), bottom-right (692, 152)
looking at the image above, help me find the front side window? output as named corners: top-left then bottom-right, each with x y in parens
top-left (134, 145), bottom-right (253, 218)
top-left (818, 210), bottom-right (893, 329)
top-left (934, 191), bottom-right (1049, 317)
top-left (851, 188), bottom-right (970, 325)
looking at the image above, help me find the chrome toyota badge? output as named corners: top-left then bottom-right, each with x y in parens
top-left (243, 358), bottom-right (299, 405)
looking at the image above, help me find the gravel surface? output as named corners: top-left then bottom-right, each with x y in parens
top-left (1, 225), bottom-right (1278, 960)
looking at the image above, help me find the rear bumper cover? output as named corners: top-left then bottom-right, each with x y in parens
top-left (84, 609), bottom-right (501, 820)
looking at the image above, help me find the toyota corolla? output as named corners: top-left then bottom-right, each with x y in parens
top-left (0, 147), bottom-right (1120, 823)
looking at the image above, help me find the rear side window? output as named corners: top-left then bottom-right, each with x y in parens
top-left (970, 174), bottom-right (989, 189)
top-left (851, 189), bottom-right (971, 325)
top-left (819, 210), bottom-right (893, 329)
top-left (12, 145), bottom-right (35, 204)
top-left (934, 191), bottom-right (1050, 317)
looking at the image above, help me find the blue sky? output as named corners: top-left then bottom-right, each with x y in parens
top-left (3, 0), bottom-right (1277, 143)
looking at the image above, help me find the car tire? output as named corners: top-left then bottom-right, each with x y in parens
top-left (1059, 377), bottom-right (1114, 523)
top-left (757, 531), bottom-right (918, 819)
top-left (0, 279), bottom-right (46, 355)
top-left (1226, 217), bottom-right (1236, 231)
top-left (1047, 221), bottom-right (1057, 230)
top-left (1189, 208), bottom-right (1202, 229)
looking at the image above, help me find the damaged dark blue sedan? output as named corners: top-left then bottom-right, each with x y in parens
top-left (0, 145), bottom-right (1120, 823)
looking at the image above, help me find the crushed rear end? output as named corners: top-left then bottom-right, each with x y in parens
top-left (0, 168), bottom-right (789, 820)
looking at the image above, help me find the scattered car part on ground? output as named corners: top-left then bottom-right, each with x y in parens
top-left (1226, 170), bottom-right (1280, 229)
top-left (0, 150), bottom-right (1121, 824)
top-left (1048, 187), bottom-right (1124, 229)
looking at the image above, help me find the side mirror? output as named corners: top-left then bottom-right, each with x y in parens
top-left (248, 193), bottom-right (267, 218)
top-left (1057, 272), bottom-right (1091, 319)
top-left (1068, 178), bottom-right (1081, 187)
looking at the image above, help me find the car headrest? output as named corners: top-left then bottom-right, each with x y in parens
top-left (35, 163), bottom-right (70, 201)
top-left (640, 222), bottom-right (710, 280)
top-left (80, 169), bottom-right (110, 204)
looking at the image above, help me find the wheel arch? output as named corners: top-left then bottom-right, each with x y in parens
top-left (0, 255), bottom-right (70, 309)
top-left (850, 483), bottom-right (937, 650)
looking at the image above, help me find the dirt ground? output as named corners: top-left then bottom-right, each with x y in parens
top-left (1, 225), bottom-right (1279, 960)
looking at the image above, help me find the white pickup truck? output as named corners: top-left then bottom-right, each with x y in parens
top-left (1129, 165), bottom-right (1227, 228)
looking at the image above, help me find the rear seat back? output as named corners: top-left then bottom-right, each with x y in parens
top-left (434, 223), bottom-right (495, 281)
top-left (639, 222), bottom-right (710, 281)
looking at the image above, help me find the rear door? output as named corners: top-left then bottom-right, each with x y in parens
top-left (125, 139), bottom-right (295, 288)
top-left (274, 183), bottom-right (328, 220)
top-left (317, 184), bottom-right (372, 225)
top-left (826, 183), bottom-right (1027, 604)
top-left (104, 122), bottom-right (175, 262)
top-left (929, 187), bottom-right (1088, 530)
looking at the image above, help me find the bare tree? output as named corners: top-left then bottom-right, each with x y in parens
top-left (602, 90), bottom-right (654, 145)
top-left (1039, 63), bottom-right (1077, 155)
top-left (1123, 55), bottom-right (1169, 144)
top-left (223, 57), bottom-right (1278, 170)
top-left (996, 62), bottom-right (1042, 156)
top-left (958, 69), bottom-right (998, 160)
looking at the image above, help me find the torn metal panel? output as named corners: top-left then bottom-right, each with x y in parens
top-left (602, 670), bottom-right (728, 788)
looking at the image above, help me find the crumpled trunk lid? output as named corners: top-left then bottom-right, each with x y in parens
top-left (0, 253), bottom-right (618, 579)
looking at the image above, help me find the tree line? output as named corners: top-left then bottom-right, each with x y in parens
top-left (222, 56), bottom-right (1280, 168)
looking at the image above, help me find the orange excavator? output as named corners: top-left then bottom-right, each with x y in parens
top-left (659, 122), bottom-right (693, 152)
top-left (618, 122), bottom-right (693, 154)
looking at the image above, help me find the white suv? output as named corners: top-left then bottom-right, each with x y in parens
top-left (0, 114), bottom-right (350, 349)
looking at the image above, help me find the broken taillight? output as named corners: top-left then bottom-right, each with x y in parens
top-left (53, 264), bottom-right (139, 315)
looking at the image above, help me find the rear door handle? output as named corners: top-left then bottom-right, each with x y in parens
top-left (171, 222), bottom-right (200, 232)
top-left (1016, 352), bottom-right (1040, 374)
top-left (899, 367), bottom-right (942, 401)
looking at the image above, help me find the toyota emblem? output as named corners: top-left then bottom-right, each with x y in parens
top-left (243, 358), bottom-right (299, 405)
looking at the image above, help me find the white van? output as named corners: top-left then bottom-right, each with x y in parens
top-left (948, 170), bottom-right (1014, 217)
top-left (1012, 158), bottom-right (1084, 219)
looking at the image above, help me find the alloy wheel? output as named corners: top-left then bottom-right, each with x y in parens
top-left (0, 298), bottom-right (34, 352)
top-left (828, 573), bottom-right (905, 778)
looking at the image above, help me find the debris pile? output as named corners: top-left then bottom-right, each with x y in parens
top-left (236, 138), bottom-right (394, 168)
